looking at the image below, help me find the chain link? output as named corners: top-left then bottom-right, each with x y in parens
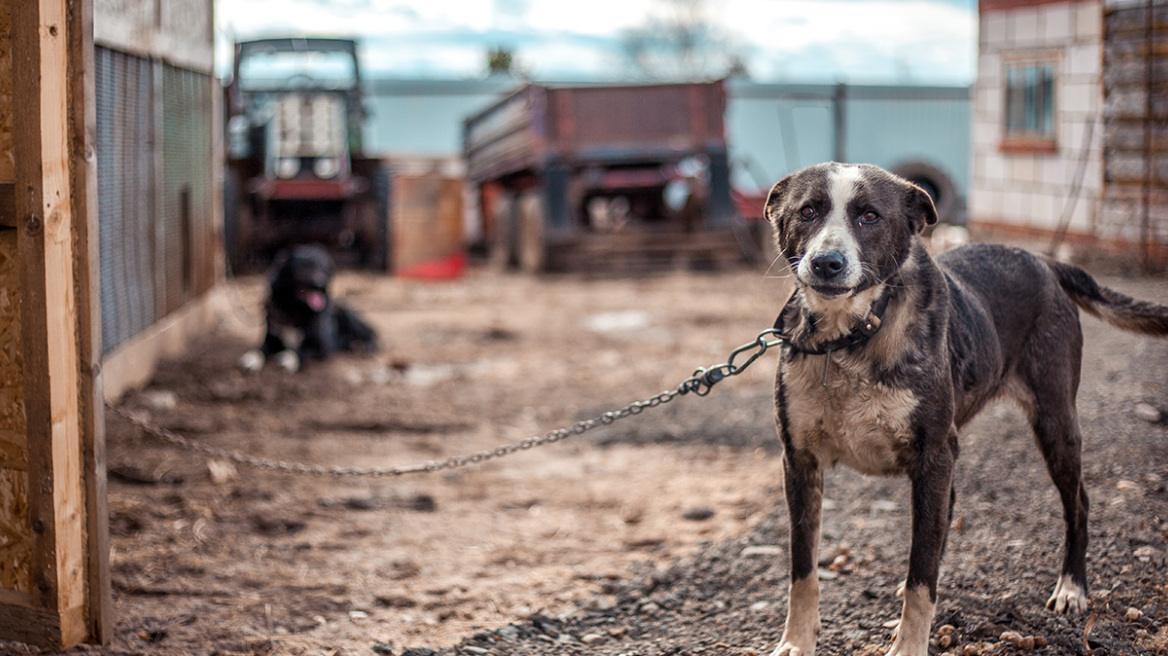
top-left (109, 328), bottom-right (786, 478)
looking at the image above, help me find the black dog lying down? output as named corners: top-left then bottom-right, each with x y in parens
top-left (239, 245), bottom-right (378, 373)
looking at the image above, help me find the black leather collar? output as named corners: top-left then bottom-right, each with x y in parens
top-left (774, 286), bottom-right (896, 356)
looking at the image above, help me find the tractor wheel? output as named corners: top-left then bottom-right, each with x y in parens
top-left (359, 167), bottom-right (391, 272)
top-left (223, 168), bottom-right (254, 276)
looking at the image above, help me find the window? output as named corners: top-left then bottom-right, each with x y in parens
top-left (1002, 61), bottom-right (1057, 153)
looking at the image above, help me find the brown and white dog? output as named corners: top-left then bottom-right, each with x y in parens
top-left (764, 162), bottom-right (1168, 656)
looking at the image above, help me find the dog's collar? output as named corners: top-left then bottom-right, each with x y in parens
top-left (773, 286), bottom-right (896, 356)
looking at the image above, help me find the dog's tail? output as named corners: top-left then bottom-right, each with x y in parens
top-left (1045, 259), bottom-right (1168, 336)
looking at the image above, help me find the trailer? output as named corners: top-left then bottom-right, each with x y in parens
top-left (223, 37), bottom-right (389, 273)
top-left (463, 81), bottom-right (742, 272)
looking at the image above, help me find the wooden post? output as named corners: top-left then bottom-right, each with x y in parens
top-left (0, 0), bottom-right (102, 647)
top-left (68, 0), bottom-right (110, 643)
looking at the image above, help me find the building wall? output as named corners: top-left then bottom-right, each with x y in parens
top-left (94, 0), bottom-right (213, 72)
top-left (970, 1), bottom-right (1104, 239)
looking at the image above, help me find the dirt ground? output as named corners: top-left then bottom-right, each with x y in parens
top-left (10, 251), bottom-right (1168, 656)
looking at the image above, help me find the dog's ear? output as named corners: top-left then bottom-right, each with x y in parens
top-left (763, 176), bottom-right (792, 227)
top-left (905, 182), bottom-right (939, 233)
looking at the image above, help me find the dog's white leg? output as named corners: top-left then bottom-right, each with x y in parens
top-left (884, 584), bottom-right (935, 656)
top-left (239, 349), bottom-right (265, 373)
top-left (1046, 574), bottom-right (1088, 614)
top-left (274, 349), bottom-right (301, 373)
top-left (772, 576), bottom-right (820, 656)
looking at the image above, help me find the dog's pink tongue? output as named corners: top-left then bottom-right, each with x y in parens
top-left (305, 290), bottom-right (326, 312)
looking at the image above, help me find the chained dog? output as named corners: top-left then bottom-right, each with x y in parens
top-left (764, 162), bottom-right (1168, 656)
top-left (239, 244), bottom-right (378, 373)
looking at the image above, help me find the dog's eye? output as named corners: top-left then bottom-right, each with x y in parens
top-left (859, 210), bottom-right (880, 225)
top-left (799, 206), bottom-right (817, 220)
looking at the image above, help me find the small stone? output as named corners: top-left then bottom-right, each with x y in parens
top-left (639, 601), bottom-right (660, 614)
top-left (1000, 631), bottom-right (1024, 645)
top-left (1130, 401), bottom-right (1158, 420)
top-left (740, 545), bottom-right (783, 558)
top-left (581, 633), bottom-right (605, 645)
top-left (937, 625), bottom-right (956, 636)
top-left (141, 389), bottom-right (178, 411)
top-left (1116, 480), bottom-right (1140, 491)
top-left (462, 647), bottom-right (489, 655)
top-left (962, 644), bottom-right (981, 656)
top-left (207, 458), bottom-right (238, 485)
top-left (1133, 545), bottom-right (1160, 561)
top-left (1018, 636), bottom-right (1035, 650)
top-left (683, 506), bottom-right (716, 521)
top-left (497, 626), bottom-right (520, 641)
top-left (349, 610), bottom-right (369, 620)
top-left (750, 601), bottom-right (769, 611)
top-left (1134, 403), bottom-right (1162, 423)
top-left (883, 619), bottom-right (902, 629)
top-left (1125, 607), bottom-right (1143, 621)
top-left (939, 634), bottom-right (953, 649)
top-left (372, 644), bottom-right (394, 655)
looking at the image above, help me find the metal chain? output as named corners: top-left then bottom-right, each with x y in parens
top-left (108, 327), bottom-right (786, 478)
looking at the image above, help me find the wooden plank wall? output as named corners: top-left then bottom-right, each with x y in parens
top-left (0, 0), bottom-right (105, 648)
top-left (1102, 0), bottom-right (1168, 265)
top-left (0, 0), bottom-right (33, 604)
top-left (393, 169), bottom-right (466, 274)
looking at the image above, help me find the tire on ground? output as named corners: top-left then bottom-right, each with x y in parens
top-left (891, 161), bottom-right (960, 226)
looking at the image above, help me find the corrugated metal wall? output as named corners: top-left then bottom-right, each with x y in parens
top-left (96, 47), bottom-right (215, 354)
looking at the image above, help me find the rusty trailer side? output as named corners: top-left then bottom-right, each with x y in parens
top-left (463, 81), bottom-right (741, 272)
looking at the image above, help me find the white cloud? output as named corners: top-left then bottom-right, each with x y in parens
top-left (215, 0), bottom-right (977, 84)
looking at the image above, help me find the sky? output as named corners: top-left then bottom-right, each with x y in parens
top-left (214, 0), bottom-right (978, 85)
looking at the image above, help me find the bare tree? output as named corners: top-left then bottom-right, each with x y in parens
top-left (485, 45), bottom-right (526, 78)
top-left (620, 0), bottom-right (749, 81)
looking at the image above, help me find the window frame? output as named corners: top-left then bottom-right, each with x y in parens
top-left (1000, 53), bottom-right (1060, 155)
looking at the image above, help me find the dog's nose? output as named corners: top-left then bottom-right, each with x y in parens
top-left (809, 251), bottom-right (847, 279)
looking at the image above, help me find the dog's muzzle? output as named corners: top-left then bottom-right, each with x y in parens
top-left (809, 251), bottom-right (846, 281)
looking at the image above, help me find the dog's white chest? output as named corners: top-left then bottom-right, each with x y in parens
top-left (782, 353), bottom-right (919, 475)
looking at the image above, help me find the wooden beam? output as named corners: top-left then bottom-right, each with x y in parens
top-left (10, 0), bottom-right (91, 648)
top-left (67, 0), bottom-right (110, 643)
top-left (0, 182), bottom-right (14, 228)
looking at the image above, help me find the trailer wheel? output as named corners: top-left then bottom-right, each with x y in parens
top-left (518, 191), bottom-right (547, 273)
top-left (223, 168), bottom-right (253, 276)
top-left (891, 161), bottom-right (960, 225)
top-left (359, 167), bottom-right (391, 272)
top-left (490, 193), bottom-right (516, 270)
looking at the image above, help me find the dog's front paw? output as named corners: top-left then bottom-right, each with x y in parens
top-left (883, 637), bottom-right (929, 656)
top-left (274, 350), bottom-right (301, 373)
top-left (239, 349), bottom-right (265, 373)
top-left (772, 616), bottom-right (819, 656)
top-left (1046, 575), bottom-right (1088, 614)
top-left (771, 640), bottom-right (814, 656)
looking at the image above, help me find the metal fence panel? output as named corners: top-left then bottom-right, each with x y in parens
top-left (96, 47), bottom-right (156, 355)
top-left (161, 64), bottom-right (215, 315)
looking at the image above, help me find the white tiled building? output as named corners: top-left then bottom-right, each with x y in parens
top-left (971, 0), bottom-right (1167, 265)
top-left (971, 0), bottom-right (1104, 246)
